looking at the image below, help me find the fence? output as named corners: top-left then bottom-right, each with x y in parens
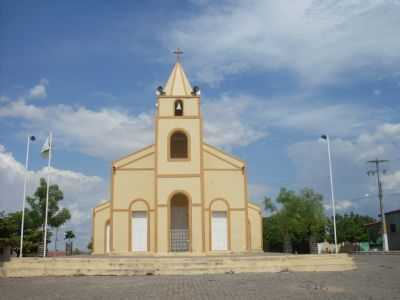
top-left (170, 229), bottom-right (190, 252)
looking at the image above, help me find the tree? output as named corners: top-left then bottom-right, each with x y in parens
top-left (263, 187), bottom-right (326, 253)
top-left (51, 208), bottom-right (71, 252)
top-left (327, 212), bottom-right (375, 243)
top-left (87, 238), bottom-right (93, 251)
top-left (0, 178), bottom-right (70, 256)
top-left (263, 196), bottom-right (276, 213)
top-left (65, 230), bottom-right (75, 241)
top-left (65, 230), bottom-right (75, 256)
top-left (0, 211), bottom-right (21, 251)
top-left (27, 178), bottom-right (71, 246)
top-left (263, 213), bottom-right (283, 252)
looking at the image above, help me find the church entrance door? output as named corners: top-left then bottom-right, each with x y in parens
top-left (132, 211), bottom-right (148, 252)
top-left (170, 193), bottom-right (190, 252)
top-left (212, 212), bottom-right (228, 251)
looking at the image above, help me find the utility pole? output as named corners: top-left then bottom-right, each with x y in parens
top-left (367, 158), bottom-right (389, 251)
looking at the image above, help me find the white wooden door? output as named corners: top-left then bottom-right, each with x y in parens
top-left (212, 211), bottom-right (228, 251)
top-left (106, 223), bottom-right (111, 253)
top-left (132, 211), bottom-right (148, 252)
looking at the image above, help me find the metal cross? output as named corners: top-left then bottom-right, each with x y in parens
top-left (173, 48), bottom-right (183, 61)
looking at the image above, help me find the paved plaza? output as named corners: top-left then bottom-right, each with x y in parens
top-left (1, 255), bottom-right (399, 300)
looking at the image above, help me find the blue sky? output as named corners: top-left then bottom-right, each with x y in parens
top-left (1, 0), bottom-right (400, 249)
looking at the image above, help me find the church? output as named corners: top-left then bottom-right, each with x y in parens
top-left (92, 54), bottom-right (263, 255)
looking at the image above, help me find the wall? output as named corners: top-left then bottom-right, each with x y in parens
top-left (387, 212), bottom-right (400, 251)
top-left (93, 95), bottom-right (265, 255)
top-left (156, 177), bottom-right (203, 253)
top-left (202, 145), bottom-right (248, 252)
top-left (156, 118), bottom-right (201, 175)
top-left (248, 203), bottom-right (263, 251)
top-left (92, 202), bottom-right (110, 255)
top-left (111, 147), bottom-right (156, 254)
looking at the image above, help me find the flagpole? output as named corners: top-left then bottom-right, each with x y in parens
top-left (43, 132), bottom-right (52, 257)
top-left (19, 135), bottom-right (35, 258)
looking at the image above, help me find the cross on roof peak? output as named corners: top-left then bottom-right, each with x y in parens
top-left (173, 48), bottom-right (183, 62)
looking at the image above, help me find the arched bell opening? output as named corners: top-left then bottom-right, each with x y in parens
top-left (174, 100), bottom-right (184, 116)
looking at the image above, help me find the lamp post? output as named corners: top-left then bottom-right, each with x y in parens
top-left (19, 135), bottom-right (35, 257)
top-left (321, 134), bottom-right (338, 254)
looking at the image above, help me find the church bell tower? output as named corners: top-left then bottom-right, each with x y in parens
top-left (155, 50), bottom-right (202, 175)
top-left (154, 49), bottom-right (205, 253)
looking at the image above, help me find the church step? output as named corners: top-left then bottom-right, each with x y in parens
top-left (6, 259), bottom-right (351, 267)
top-left (2, 263), bottom-right (355, 277)
top-left (5, 253), bottom-right (349, 262)
top-left (3, 258), bottom-right (353, 269)
top-left (1, 254), bottom-right (355, 277)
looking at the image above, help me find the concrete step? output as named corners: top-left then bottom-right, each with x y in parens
top-left (1, 254), bottom-right (355, 277)
top-left (3, 254), bottom-right (350, 265)
top-left (4, 260), bottom-right (353, 271)
top-left (5, 258), bottom-right (352, 268)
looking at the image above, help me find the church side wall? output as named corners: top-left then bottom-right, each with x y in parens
top-left (93, 204), bottom-right (110, 255)
top-left (113, 171), bottom-right (155, 209)
top-left (112, 169), bottom-right (155, 254)
top-left (204, 170), bottom-right (247, 252)
top-left (248, 204), bottom-right (263, 251)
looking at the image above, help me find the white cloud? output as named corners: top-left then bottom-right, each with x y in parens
top-left (0, 94), bottom-right (269, 159)
top-left (0, 144), bottom-right (106, 249)
top-left (324, 200), bottom-right (353, 211)
top-left (204, 93), bottom-right (386, 141)
top-left (288, 123), bottom-right (400, 216)
top-left (261, 100), bottom-right (382, 137)
top-left (166, 0), bottom-right (400, 86)
top-left (0, 99), bottom-right (46, 120)
top-left (203, 95), bottom-right (268, 149)
top-left (358, 123), bottom-right (400, 145)
top-left (0, 100), bottom-right (155, 160)
top-left (28, 78), bottom-right (48, 99)
top-left (383, 171), bottom-right (400, 191)
top-left (0, 88), bottom-right (391, 161)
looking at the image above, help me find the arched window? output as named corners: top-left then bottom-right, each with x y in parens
top-left (174, 100), bottom-right (183, 116)
top-left (170, 131), bottom-right (188, 159)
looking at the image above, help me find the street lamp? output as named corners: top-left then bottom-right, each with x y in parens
top-left (321, 134), bottom-right (338, 254)
top-left (19, 135), bottom-right (35, 257)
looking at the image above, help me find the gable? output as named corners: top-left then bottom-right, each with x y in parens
top-left (203, 151), bottom-right (240, 169)
top-left (202, 143), bottom-right (244, 169)
top-left (118, 153), bottom-right (155, 169)
top-left (113, 145), bottom-right (155, 170)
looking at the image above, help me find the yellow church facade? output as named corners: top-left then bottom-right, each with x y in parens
top-left (92, 59), bottom-right (263, 255)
